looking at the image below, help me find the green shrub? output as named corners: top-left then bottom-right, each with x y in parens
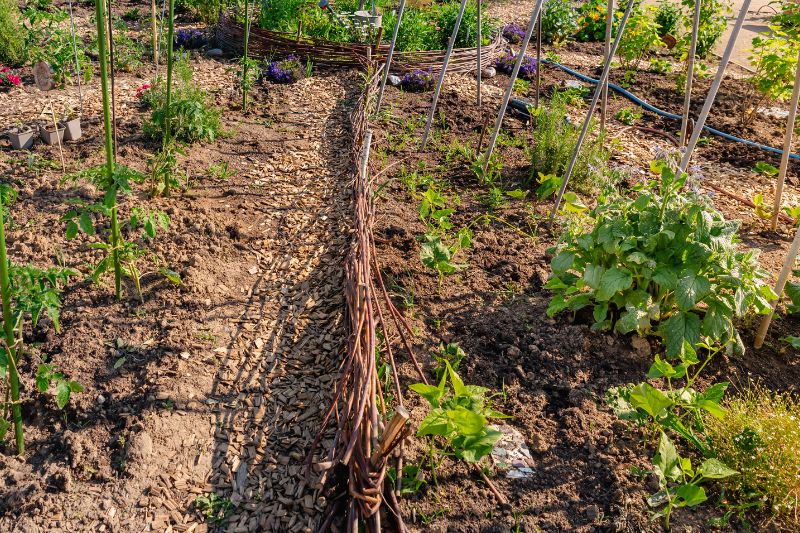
top-left (541, 0), bottom-right (579, 44)
top-left (705, 386), bottom-right (800, 527)
top-left (617, 6), bottom-right (663, 70)
top-left (0, 0), bottom-right (26, 66)
top-left (23, 7), bottom-right (92, 86)
top-left (655, 0), bottom-right (682, 36)
top-left (575, 0), bottom-right (616, 42)
top-left (526, 90), bottom-right (611, 193)
top-left (747, 28), bottom-right (800, 107)
top-left (676, 0), bottom-right (731, 59)
top-left (546, 159), bottom-right (774, 357)
top-left (143, 59), bottom-right (221, 144)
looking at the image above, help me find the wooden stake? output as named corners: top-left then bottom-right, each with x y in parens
top-left (375, 0), bottom-right (407, 113)
top-left (754, 226), bottom-right (800, 348)
top-left (680, 0), bottom-right (701, 146)
top-left (151, 0), bottom-right (158, 65)
top-left (679, 0), bottom-right (752, 172)
top-left (481, 0), bottom-right (546, 172)
top-left (771, 47), bottom-right (800, 231)
top-left (49, 99), bottom-right (66, 173)
top-left (600, 0), bottom-right (614, 131)
top-left (550, 0), bottom-right (636, 220)
top-left (420, 0), bottom-right (470, 149)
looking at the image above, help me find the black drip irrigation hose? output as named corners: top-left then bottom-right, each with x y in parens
top-left (510, 59), bottom-right (800, 162)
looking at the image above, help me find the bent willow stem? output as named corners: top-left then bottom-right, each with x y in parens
top-left (94, 0), bottom-right (123, 300)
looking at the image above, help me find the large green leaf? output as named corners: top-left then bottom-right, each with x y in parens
top-left (676, 273), bottom-right (711, 311)
top-left (652, 432), bottom-right (681, 482)
top-left (698, 458), bottom-right (738, 479)
top-left (596, 267), bottom-right (633, 301)
top-left (676, 484), bottom-right (707, 507)
top-left (629, 383), bottom-right (672, 418)
top-left (417, 408), bottom-right (450, 437)
top-left (447, 406), bottom-right (486, 436)
top-left (661, 312), bottom-right (701, 358)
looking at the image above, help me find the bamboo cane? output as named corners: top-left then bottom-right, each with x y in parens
top-left (600, 0), bottom-right (614, 131)
top-left (375, 0), bottom-right (406, 113)
top-left (420, 0), bottom-right (470, 149)
top-left (770, 48), bottom-right (800, 231)
top-left (680, 0), bottom-right (701, 146)
top-left (754, 226), bottom-right (800, 348)
top-left (151, 0), bottom-right (158, 65)
top-left (550, 0), bottom-right (636, 220)
top-left (243, 0), bottom-right (252, 112)
top-left (0, 200), bottom-right (23, 454)
top-left (481, 0), bottom-right (546, 172)
top-left (534, 10), bottom-right (541, 108)
top-left (477, 0), bottom-right (482, 107)
top-left (679, 0), bottom-right (753, 172)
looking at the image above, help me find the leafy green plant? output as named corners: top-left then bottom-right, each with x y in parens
top-left (614, 107), bottom-right (642, 125)
top-left (647, 431), bottom-right (737, 528)
top-left (744, 27), bottom-right (800, 124)
top-left (754, 161), bottom-right (779, 177)
top-left (655, 0), bottom-right (682, 36)
top-left (194, 493), bottom-right (233, 525)
top-left (89, 17), bottom-right (145, 72)
top-left (432, 342), bottom-right (466, 381)
top-left (526, 90), bottom-right (612, 193)
top-left (0, 0), bottom-right (26, 66)
top-left (649, 57), bottom-right (673, 73)
top-left (575, 0), bottom-right (617, 42)
top-left (23, 7), bottom-right (93, 86)
top-left (617, 5), bottom-right (663, 70)
top-left (411, 361), bottom-right (507, 463)
top-left (35, 363), bottom-right (83, 409)
top-left (546, 159), bottom-right (775, 356)
top-left (207, 161), bottom-right (235, 180)
top-left (752, 192), bottom-right (772, 221)
top-left (143, 58), bottom-right (221, 144)
top-left (147, 140), bottom-right (185, 197)
top-left (419, 230), bottom-right (471, 284)
top-left (541, 0), bottom-right (579, 44)
top-left (0, 186), bottom-right (76, 453)
top-left (676, 0), bottom-right (731, 59)
top-left (704, 385), bottom-right (800, 527)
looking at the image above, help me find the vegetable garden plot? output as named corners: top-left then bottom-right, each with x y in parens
top-left (2, 0), bottom-right (800, 531)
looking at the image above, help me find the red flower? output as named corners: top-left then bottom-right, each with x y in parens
top-left (6, 74), bottom-right (20, 86)
top-left (135, 83), bottom-right (152, 98)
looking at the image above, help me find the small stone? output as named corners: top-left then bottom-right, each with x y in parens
top-left (127, 431), bottom-right (153, 462)
top-left (564, 79), bottom-right (584, 89)
top-left (630, 335), bottom-right (651, 357)
top-left (97, 394), bottom-right (106, 404)
top-left (586, 504), bottom-right (600, 521)
top-left (481, 66), bottom-right (496, 78)
top-left (387, 74), bottom-right (401, 86)
top-left (180, 351), bottom-right (191, 360)
top-left (205, 48), bottom-right (223, 58)
top-left (507, 345), bottom-right (521, 359)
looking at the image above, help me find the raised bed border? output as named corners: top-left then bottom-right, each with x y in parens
top-left (216, 12), bottom-right (504, 73)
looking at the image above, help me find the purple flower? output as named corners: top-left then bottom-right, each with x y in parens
top-left (175, 28), bottom-right (205, 49)
top-left (502, 23), bottom-right (526, 45)
top-left (495, 52), bottom-right (537, 80)
top-left (265, 55), bottom-right (304, 84)
top-left (400, 68), bottom-right (435, 92)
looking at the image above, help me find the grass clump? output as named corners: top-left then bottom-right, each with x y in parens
top-left (0, 0), bottom-right (26, 66)
top-left (705, 386), bottom-right (800, 527)
top-left (526, 90), bottom-right (611, 193)
top-left (142, 58), bottom-right (221, 144)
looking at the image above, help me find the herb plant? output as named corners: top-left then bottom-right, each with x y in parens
top-left (546, 159), bottom-right (775, 356)
top-left (655, 0), bottom-right (682, 36)
top-left (617, 5), bottom-right (663, 70)
top-left (264, 54), bottom-right (304, 84)
top-left (495, 52), bottom-right (537, 80)
top-left (541, 0), bottom-right (579, 44)
top-left (411, 361), bottom-right (507, 463)
top-left (0, 0), bottom-right (26, 66)
top-left (614, 107), bottom-right (642, 125)
top-left (399, 68), bottom-right (436, 92)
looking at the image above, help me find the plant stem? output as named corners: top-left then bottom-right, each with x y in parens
top-left (0, 204), bottom-right (22, 454)
top-left (242, 0), bottom-right (251, 112)
top-left (94, 0), bottom-right (122, 300)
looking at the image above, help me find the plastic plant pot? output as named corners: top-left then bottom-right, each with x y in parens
top-left (60, 117), bottom-right (82, 141)
top-left (8, 126), bottom-right (35, 150)
top-left (39, 123), bottom-right (65, 146)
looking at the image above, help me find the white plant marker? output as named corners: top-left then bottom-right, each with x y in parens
top-left (480, 0), bottom-right (546, 172)
top-left (421, 0), bottom-right (470, 149)
top-left (679, 0), bottom-right (701, 145)
top-left (550, 0), bottom-right (636, 220)
top-left (375, 0), bottom-right (407, 113)
top-left (679, 0), bottom-right (752, 172)
top-left (754, 225), bottom-right (800, 348)
top-left (770, 48), bottom-right (800, 232)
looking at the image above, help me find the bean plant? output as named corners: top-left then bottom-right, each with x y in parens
top-left (546, 159), bottom-right (775, 357)
top-left (0, 186), bottom-right (77, 454)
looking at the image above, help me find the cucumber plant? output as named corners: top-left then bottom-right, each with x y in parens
top-left (0, 185), bottom-right (77, 454)
top-left (546, 159), bottom-right (775, 356)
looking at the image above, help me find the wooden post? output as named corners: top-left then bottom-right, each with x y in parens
top-left (420, 0), bottom-right (469, 149)
top-left (754, 226), bottom-right (800, 348)
top-left (550, 0), bottom-right (635, 220)
top-left (375, 0), bottom-right (406, 113)
top-left (481, 0), bottom-right (546, 172)
top-left (600, 0), bottom-right (613, 131)
top-left (680, 0), bottom-right (701, 146)
top-left (477, 0), bottom-right (482, 107)
top-left (770, 48), bottom-right (800, 232)
top-left (679, 0), bottom-right (753, 172)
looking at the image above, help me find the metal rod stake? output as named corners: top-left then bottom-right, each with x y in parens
top-left (771, 47), bottom-right (800, 231)
top-left (375, 0), bottom-right (407, 113)
top-left (600, 0), bottom-right (613, 131)
top-left (754, 226), bottom-right (800, 348)
top-left (680, 0), bottom-right (701, 145)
